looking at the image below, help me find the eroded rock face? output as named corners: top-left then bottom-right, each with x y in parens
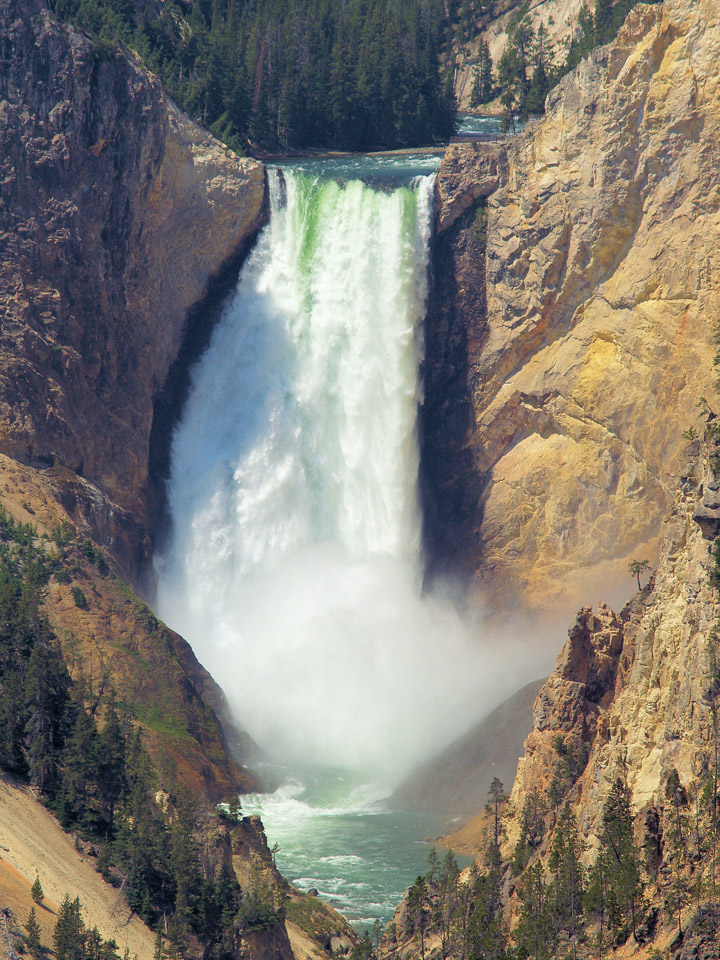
top-left (426, 0), bottom-right (720, 612)
top-left (453, 0), bottom-right (588, 111)
top-left (506, 434), bottom-right (720, 857)
top-left (0, 0), bottom-right (266, 582)
top-left (428, 434), bottom-right (720, 951)
top-left (434, 144), bottom-right (505, 233)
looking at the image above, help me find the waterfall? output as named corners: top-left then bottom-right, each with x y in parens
top-left (155, 166), bottom-right (522, 780)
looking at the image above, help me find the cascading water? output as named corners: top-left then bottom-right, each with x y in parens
top-left (154, 157), bottom-right (546, 925)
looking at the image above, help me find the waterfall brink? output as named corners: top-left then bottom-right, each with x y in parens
top-left (155, 168), bottom-right (493, 780)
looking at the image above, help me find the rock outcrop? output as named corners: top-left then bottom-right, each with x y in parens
top-left (396, 424), bottom-right (720, 957)
top-left (504, 431), bottom-right (719, 857)
top-left (228, 815), bottom-right (357, 960)
top-left (0, 0), bottom-right (266, 584)
top-left (425, 0), bottom-right (720, 612)
top-left (0, 453), bottom-right (257, 801)
top-left (433, 145), bottom-right (505, 233)
top-left (0, 0), bottom-right (271, 799)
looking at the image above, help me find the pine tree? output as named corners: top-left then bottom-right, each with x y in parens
top-left (561, 3), bottom-right (595, 75)
top-left (100, 938), bottom-right (119, 960)
top-left (85, 926), bottom-right (103, 960)
top-left (511, 790), bottom-right (547, 876)
top-left (525, 22), bottom-right (552, 115)
top-left (549, 804), bottom-right (585, 951)
top-left (216, 862), bottom-right (241, 956)
top-left (584, 848), bottom-right (611, 960)
top-left (96, 699), bottom-right (127, 831)
top-left (594, 0), bottom-right (614, 43)
top-left (169, 792), bottom-right (201, 932)
top-left (26, 907), bottom-right (42, 959)
top-left (514, 861), bottom-right (553, 960)
top-left (470, 67), bottom-right (481, 108)
top-left (434, 850), bottom-right (460, 960)
top-left (153, 930), bottom-right (165, 960)
top-left (497, 17), bottom-right (534, 129)
top-left (24, 633), bottom-right (71, 796)
top-left (348, 931), bottom-right (373, 960)
top-left (31, 874), bottom-right (44, 905)
top-left (408, 875), bottom-right (429, 960)
top-left (478, 38), bottom-right (494, 103)
top-left (470, 39), bottom-right (493, 106)
top-left (426, 847), bottom-right (440, 884)
top-left (597, 777), bottom-right (644, 936)
top-left (56, 701), bottom-right (100, 831)
top-left (486, 777), bottom-right (506, 866)
top-left (465, 866), bottom-right (506, 960)
top-left (54, 894), bottom-right (84, 960)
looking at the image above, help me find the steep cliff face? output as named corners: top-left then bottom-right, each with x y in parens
top-left (0, 0), bottom-right (271, 798)
top-left (505, 433), bottom-right (718, 857)
top-left (0, 452), bottom-right (257, 801)
top-left (425, 0), bottom-right (720, 612)
top-left (387, 430), bottom-right (720, 958)
top-left (422, 147), bottom-right (503, 577)
top-left (0, 0), bottom-right (266, 583)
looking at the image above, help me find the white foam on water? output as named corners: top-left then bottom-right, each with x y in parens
top-left (155, 165), bottom-right (549, 781)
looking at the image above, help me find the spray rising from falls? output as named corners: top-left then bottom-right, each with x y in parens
top-left (156, 166), bottom-right (539, 782)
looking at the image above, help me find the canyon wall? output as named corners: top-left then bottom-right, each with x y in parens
top-left (0, 0), bottom-right (267, 800)
top-left (0, 0), bottom-right (266, 582)
top-left (399, 7), bottom-right (720, 952)
top-left (454, 0), bottom-right (587, 110)
top-left (504, 433), bottom-right (717, 852)
top-left (426, 0), bottom-right (720, 613)
top-left (387, 428), bottom-right (720, 957)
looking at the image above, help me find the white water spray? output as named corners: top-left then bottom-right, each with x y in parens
top-left (155, 167), bottom-right (541, 781)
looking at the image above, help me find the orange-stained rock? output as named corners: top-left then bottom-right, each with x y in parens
top-left (424, 0), bottom-right (720, 613)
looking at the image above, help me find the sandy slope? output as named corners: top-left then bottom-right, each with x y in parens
top-left (0, 774), bottom-right (155, 960)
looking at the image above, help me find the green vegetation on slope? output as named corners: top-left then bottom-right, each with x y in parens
top-left (11, 898), bottom-right (120, 960)
top-left (52, 894), bottom-right (120, 960)
top-left (0, 508), bottom-right (281, 960)
top-left (469, 0), bottom-right (663, 127)
top-left (391, 765), bottom-right (720, 959)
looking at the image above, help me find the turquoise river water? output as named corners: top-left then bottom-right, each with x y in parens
top-left (242, 770), bottom-right (472, 929)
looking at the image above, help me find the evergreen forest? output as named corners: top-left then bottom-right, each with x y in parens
top-left (48, 0), bottom-right (661, 153)
top-left (385, 764), bottom-right (720, 960)
top-left (0, 510), bottom-right (280, 960)
top-left (50, 0), bottom-right (458, 152)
